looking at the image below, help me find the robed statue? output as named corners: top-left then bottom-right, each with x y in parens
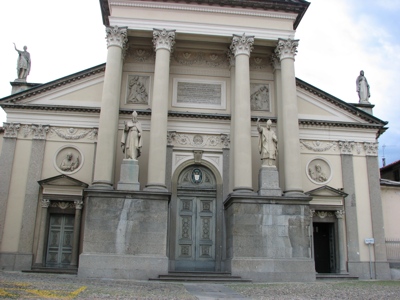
top-left (257, 118), bottom-right (278, 166)
top-left (356, 70), bottom-right (370, 103)
top-left (121, 111), bottom-right (142, 160)
top-left (13, 43), bottom-right (31, 81)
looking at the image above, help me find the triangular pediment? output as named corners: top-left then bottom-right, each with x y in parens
top-left (0, 64), bottom-right (105, 108)
top-left (306, 185), bottom-right (347, 197)
top-left (39, 174), bottom-right (89, 188)
top-left (296, 78), bottom-right (387, 127)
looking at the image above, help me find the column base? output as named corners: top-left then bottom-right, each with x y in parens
top-left (89, 180), bottom-right (114, 190)
top-left (144, 183), bottom-right (168, 192)
top-left (232, 186), bottom-right (256, 195)
top-left (284, 189), bottom-right (305, 197)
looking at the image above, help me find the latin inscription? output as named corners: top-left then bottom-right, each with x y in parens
top-left (177, 82), bottom-right (222, 105)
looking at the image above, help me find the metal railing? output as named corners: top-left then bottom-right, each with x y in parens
top-left (386, 239), bottom-right (400, 261)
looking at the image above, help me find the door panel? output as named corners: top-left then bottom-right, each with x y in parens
top-left (46, 214), bottom-right (74, 268)
top-left (176, 196), bottom-right (215, 271)
top-left (313, 222), bottom-right (335, 273)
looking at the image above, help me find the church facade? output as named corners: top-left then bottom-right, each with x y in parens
top-left (0, 0), bottom-right (392, 281)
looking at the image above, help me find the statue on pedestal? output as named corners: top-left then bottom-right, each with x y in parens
top-left (121, 111), bottom-right (142, 160)
top-left (356, 70), bottom-right (370, 103)
top-left (257, 118), bottom-right (278, 166)
top-left (13, 43), bottom-right (31, 81)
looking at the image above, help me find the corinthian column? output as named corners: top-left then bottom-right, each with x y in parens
top-left (145, 29), bottom-right (175, 191)
top-left (275, 38), bottom-right (303, 196)
top-left (92, 26), bottom-right (128, 189)
top-left (230, 33), bottom-right (254, 193)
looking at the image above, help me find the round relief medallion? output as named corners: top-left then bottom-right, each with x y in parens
top-left (54, 145), bottom-right (84, 175)
top-left (306, 157), bottom-right (332, 185)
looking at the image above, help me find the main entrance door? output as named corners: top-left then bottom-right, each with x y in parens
top-left (174, 166), bottom-right (217, 271)
top-left (46, 214), bottom-right (74, 268)
top-left (313, 222), bottom-right (336, 273)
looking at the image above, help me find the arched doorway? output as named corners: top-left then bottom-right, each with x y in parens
top-left (169, 164), bottom-right (222, 272)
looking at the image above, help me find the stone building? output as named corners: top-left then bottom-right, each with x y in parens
top-left (0, 0), bottom-right (392, 281)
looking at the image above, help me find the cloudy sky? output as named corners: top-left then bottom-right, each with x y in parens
top-left (1, 0), bottom-right (399, 166)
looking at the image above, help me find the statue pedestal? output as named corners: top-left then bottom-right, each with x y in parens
top-left (258, 165), bottom-right (282, 196)
top-left (10, 81), bottom-right (41, 94)
top-left (117, 159), bottom-right (140, 191)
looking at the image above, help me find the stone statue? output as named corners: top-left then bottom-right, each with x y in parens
top-left (257, 118), bottom-right (278, 166)
top-left (60, 152), bottom-right (80, 172)
top-left (356, 70), bottom-right (370, 103)
top-left (121, 111), bottom-right (142, 160)
top-left (13, 43), bottom-right (31, 81)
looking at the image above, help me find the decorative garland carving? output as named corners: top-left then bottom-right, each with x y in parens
top-left (172, 51), bottom-right (229, 68)
top-left (49, 127), bottom-right (98, 140)
top-left (3, 122), bottom-right (20, 138)
top-left (126, 47), bottom-right (155, 63)
top-left (167, 131), bottom-right (230, 149)
top-left (250, 56), bottom-right (269, 70)
top-left (300, 140), bottom-right (337, 152)
top-left (314, 211), bottom-right (335, 219)
top-left (50, 201), bottom-right (75, 209)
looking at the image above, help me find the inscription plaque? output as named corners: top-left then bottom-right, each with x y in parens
top-left (173, 79), bottom-right (226, 109)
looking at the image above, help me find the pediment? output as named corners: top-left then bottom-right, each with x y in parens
top-left (39, 174), bottom-right (89, 197)
top-left (39, 174), bottom-right (89, 188)
top-left (306, 185), bottom-right (347, 197)
top-left (296, 78), bottom-right (387, 126)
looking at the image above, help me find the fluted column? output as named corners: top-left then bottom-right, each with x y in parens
top-left (230, 33), bottom-right (254, 193)
top-left (145, 29), bottom-right (175, 191)
top-left (275, 38), bottom-right (303, 196)
top-left (34, 199), bottom-right (50, 266)
top-left (70, 200), bottom-right (83, 267)
top-left (335, 210), bottom-right (347, 273)
top-left (92, 26), bottom-right (128, 189)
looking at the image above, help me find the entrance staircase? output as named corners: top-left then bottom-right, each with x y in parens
top-left (149, 271), bottom-right (252, 283)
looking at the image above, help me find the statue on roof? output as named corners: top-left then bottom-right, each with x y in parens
top-left (13, 43), bottom-right (31, 81)
top-left (356, 70), bottom-right (370, 103)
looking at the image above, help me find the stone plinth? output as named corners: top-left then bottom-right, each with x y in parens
top-left (78, 190), bottom-right (171, 280)
top-left (223, 194), bottom-right (315, 282)
top-left (352, 102), bottom-right (375, 115)
top-left (258, 166), bottom-right (282, 196)
top-left (10, 81), bottom-right (41, 94)
top-left (117, 159), bottom-right (140, 191)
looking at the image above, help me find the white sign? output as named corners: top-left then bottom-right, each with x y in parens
top-left (365, 238), bottom-right (375, 244)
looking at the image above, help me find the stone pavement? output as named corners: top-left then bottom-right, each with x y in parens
top-left (1, 271), bottom-right (400, 299)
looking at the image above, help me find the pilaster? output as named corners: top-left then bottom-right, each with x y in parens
top-left (0, 123), bottom-right (20, 249)
top-left (71, 200), bottom-right (83, 267)
top-left (34, 199), bottom-right (50, 266)
top-left (92, 26), bottom-right (128, 189)
top-left (335, 210), bottom-right (347, 274)
top-left (275, 39), bottom-right (303, 196)
top-left (230, 33), bottom-right (254, 193)
top-left (145, 29), bottom-right (175, 191)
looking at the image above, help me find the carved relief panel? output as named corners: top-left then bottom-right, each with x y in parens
top-left (306, 157), bottom-right (332, 185)
top-left (126, 75), bottom-right (150, 105)
top-left (54, 145), bottom-right (83, 174)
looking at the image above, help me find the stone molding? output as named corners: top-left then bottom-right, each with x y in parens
top-left (275, 38), bottom-right (299, 60)
top-left (153, 29), bottom-right (176, 52)
top-left (105, 25), bottom-right (128, 49)
top-left (23, 124), bottom-right (50, 140)
top-left (230, 33), bottom-right (254, 57)
top-left (301, 139), bottom-right (378, 156)
top-left (172, 50), bottom-right (229, 68)
top-left (167, 131), bottom-right (230, 149)
top-left (3, 122), bottom-right (20, 138)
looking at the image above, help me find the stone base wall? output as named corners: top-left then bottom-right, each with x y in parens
top-left (224, 194), bottom-right (315, 282)
top-left (0, 253), bottom-right (32, 271)
top-left (78, 190), bottom-right (170, 280)
top-left (348, 261), bottom-right (391, 280)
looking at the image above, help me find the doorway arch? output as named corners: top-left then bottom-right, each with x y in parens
top-left (169, 160), bottom-right (224, 272)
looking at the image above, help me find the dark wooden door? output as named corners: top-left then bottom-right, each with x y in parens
top-left (313, 222), bottom-right (335, 273)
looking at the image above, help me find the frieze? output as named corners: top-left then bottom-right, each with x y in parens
top-left (172, 50), bottom-right (229, 68)
top-left (126, 47), bottom-right (155, 63)
top-left (23, 124), bottom-right (50, 140)
top-left (250, 56), bottom-right (269, 70)
top-left (300, 140), bottom-right (337, 152)
top-left (313, 211), bottom-right (335, 219)
top-left (3, 122), bottom-right (20, 138)
top-left (49, 127), bottom-right (98, 140)
top-left (167, 131), bottom-right (230, 149)
top-left (50, 201), bottom-right (75, 210)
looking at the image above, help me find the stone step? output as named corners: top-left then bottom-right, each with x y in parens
top-left (316, 273), bottom-right (359, 280)
top-left (150, 272), bottom-right (252, 282)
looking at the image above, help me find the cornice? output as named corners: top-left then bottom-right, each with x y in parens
top-left (0, 64), bottom-right (106, 104)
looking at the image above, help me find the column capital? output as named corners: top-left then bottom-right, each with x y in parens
top-left (270, 53), bottom-right (281, 70)
top-left (364, 142), bottom-right (378, 156)
top-left (153, 29), bottom-right (176, 52)
top-left (3, 122), bottom-right (20, 139)
top-left (335, 210), bottom-right (345, 219)
top-left (275, 38), bottom-right (299, 61)
top-left (339, 140), bottom-right (355, 155)
top-left (105, 26), bottom-right (128, 49)
top-left (74, 200), bottom-right (84, 210)
top-left (41, 199), bottom-right (50, 208)
top-left (230, 33), bottom-right (254, 57)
